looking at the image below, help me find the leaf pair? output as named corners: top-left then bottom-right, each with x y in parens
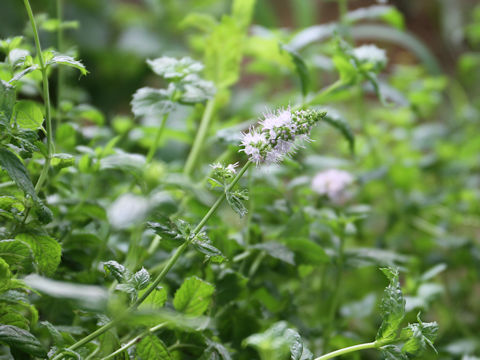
top-left (104, 261), bottom-right (150, 302)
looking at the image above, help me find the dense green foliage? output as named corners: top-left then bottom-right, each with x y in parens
top-left (0, 0), bottom-right (479, 359)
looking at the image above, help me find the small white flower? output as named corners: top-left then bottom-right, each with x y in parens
top-left (226, 162), bottom-right (238, 173)
top-left (311, 169), bottom-right (354, 204)
top-left (352, 44), bottom-right (387, 67)
top-left (240, 129), bottom-right (267, 164)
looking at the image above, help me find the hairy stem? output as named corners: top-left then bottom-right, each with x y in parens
top-left (23, 0), bottom-right (54, 191)
top-left (183, 98), bottom-right (216, 177)
top-left (146, 113), bottom-right (169, 163)
top-left (54, 160), bottom-right (253, 358)
top-left (314, 341), bottom-right (378, 360)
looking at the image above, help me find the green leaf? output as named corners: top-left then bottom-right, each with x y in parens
top-left (180, 13), bottom-right (218, 33)
top-left (280, 44), bottom-right (310, 96)
top-left (0, 258), bottom-right (12, 292)
top-left (0, 325), bottom-right (46, 357)
top-left (178, 75), bottom-right (216, 104)
top-left (232, 0), bottom-right (256, 30)
top-left (9, 65), bottom-right (39, 83)
top-left (103, 260), bottom-right (131, 283)
top-left (137, 333), bottom-right (171, 360)
top-left (0, 147), bottom-right (37, 200)
top-left (147, 57), bottom-right (203, 79)
top-left (173, 276), bottom-right (215, 316)
top-left (15, 233), bottom-right (61, 276)
top-left (0, 239), bottom-right (32, 272)
top-left (380, 345), bottom-right (408, 360)
top-left (225, 189), bottom-right (248, 218)
top-left (139, 287), bottom-right (167, 310)
top-left (192, 239), bottom-right (225, 263)
top-left (321, 113), bottom-right (355, 154)
top-left (282, 238), bottom-right (329, 265)
top-left (132, 268), bottom-right (150, 290)
top-left (13, 100), bottom-right (44, 130)
top-left (0, 80), bottom-right (15, 125)
top-left (51, 153), bottom-right (75, 169)
top-left (253, 242), bottom-right (295, 265)
top-left (204, 16), bottom-right (244, 89)
top-left (47, 54), bottom-right (88, 75)
top-left (131, 87), bottom-right (175, 117)
top-left (376, 267), bottom-right (406, 345)
top-left (400, 314), bottom-right (438, 356)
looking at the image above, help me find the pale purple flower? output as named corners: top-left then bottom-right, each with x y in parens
top-left (311, 169), bottom-right (354, 204)
top-left (240, 108), bottom-right (326, 165)
top-left (240, 129), bottom-right (268, 164)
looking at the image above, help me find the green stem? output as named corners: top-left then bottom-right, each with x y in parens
top-left (56, 0), bottom-right (64, 129)
top-left (23, 0), bottom-right (54, 192)
top-left (183, 98), bottom-right (216, 177)
top-left (100, 323), bottom-right (165, 360)
top-left (54, 160), bottom-right (253, 358)
top-left (314, 341), bottom-right (377, 360)
top-left (146, 113), bottom-right (169, 163)
top-left (323, 224), bottom-right (346, 351)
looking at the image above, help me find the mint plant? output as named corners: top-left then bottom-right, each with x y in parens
top-left (3, 0), bottom-right (480, 359)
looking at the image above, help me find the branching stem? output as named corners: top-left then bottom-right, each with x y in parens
top-left (53, 160), bottom-right (253, 359)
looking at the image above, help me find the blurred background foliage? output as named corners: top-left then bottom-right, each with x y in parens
top-left (1, 0), bottom-right (480, 359)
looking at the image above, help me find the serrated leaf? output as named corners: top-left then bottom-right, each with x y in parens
top-left (0, 81), bottom-right (15, 125)
top-left (0, 239), bottom-right (32, 271)
top-left (400, 315), bottom-right (438, 356)
top-left (40, 321), bottom-right (64, 347)
top-left (173, 276), bottom-right (215, 316)
top-left (376, 267), bottom-right (405, 345)
top-left (380, 345), bottom-right (408, 360)
top-left (0, 325), bottom-right (46, 357)
top-left (321, 113), bottom-right (355, 154)
top-left (280, 44), bottom-right (310, 96)
top-left (47, 54), bottom-right (88, 75)
top-left (192, 239), bottom-right (225, 263)
top-left (0, 258), bottom-right (12, 292)
top-left (204, 16), bottom-right (244, 89)
top-left (179, 75), bottom-right (216, 104)
top-left (15, 234), bottom-right (61, 276)
top-left (0, 148), bottom-right (37, 201)
top-left (139, 287), bottom-right (167, 310)
top-left (147, 57), bottom-right (203, 79)
top-left (225, 190), bottom-right (248, 217)
top-left (13, 100), bottom-right (44, 130)
top-left (132, 268), bottom-right (150, 290)
top-left (131, 87), bottom-right (175, 117)
top-left (9, 65), bottom-right (39, 83)
top-left (103, 260), bottom-right (131, 283)
top-left (137, 333), bottom-right (171, 360)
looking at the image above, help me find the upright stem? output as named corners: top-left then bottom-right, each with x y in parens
top-left (146, 113), bottom-right (169, 163)
top-left (23, 0), bottom-right (54, 191)
top-left (314, 341), bottom-right (377, 360)
top-left (323, 225), bottom-right (346, 351)
top-left (183, 98), bottom-right (216, 177)
top-left (56, 0), bottom-right (64, 128)
top-left (53, 161), bottom-right (253, 359)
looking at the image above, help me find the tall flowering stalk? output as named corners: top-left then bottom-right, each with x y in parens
top-left (52, 107), bottom-right (326, 359)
